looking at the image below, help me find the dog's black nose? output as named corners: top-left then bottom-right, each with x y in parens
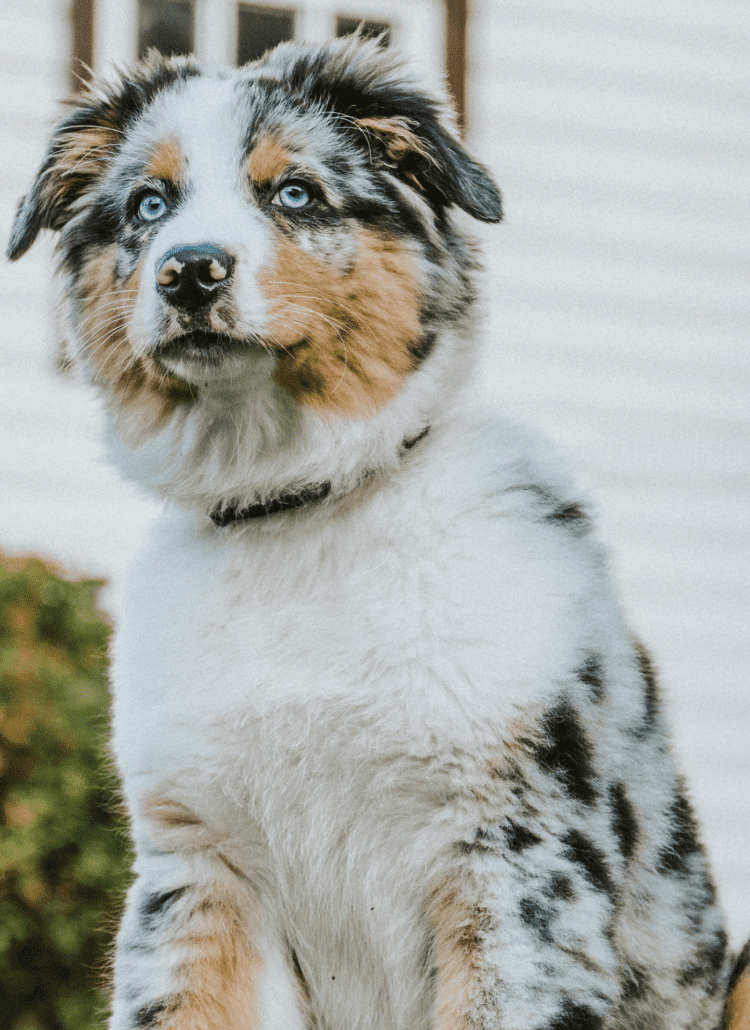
top-left (155, 244), bottom-right (235, 310)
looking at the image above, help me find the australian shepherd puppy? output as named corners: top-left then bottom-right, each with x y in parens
top-left (9, 35), bottom-right (744, 1030)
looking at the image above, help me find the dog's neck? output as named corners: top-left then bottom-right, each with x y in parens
top-left (103, 324), bottom-right (475, 517)
top-left (209, 426), bottom-right (430, 526)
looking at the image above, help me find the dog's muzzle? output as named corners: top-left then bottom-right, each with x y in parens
top-left (156, 243), bottom-right (235, 311)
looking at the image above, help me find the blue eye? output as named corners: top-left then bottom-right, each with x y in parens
top-left (273, 183), bottom-right (311, 209)
top-left (137, 193), bottom-right (167, 222)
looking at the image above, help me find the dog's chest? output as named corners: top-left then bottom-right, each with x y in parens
top-left (112, 474), bottom-right (585, 786)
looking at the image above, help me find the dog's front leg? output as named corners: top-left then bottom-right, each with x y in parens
top-left (110, 794), bottom-right (307, 1030)
top-left (427, 796), bottom-right (621, 1030)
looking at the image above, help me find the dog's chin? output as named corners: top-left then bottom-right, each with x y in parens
top-left (152, 332), bottom-right (269, 383)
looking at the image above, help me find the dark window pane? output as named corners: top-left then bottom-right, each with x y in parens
top-left (336, 17), bottom-right (390, 46)
top-left (238, 5), bottom-right (295, 65)
top-left (138, 0), bottom-right (194, 59)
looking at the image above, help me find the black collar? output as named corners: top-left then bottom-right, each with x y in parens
top-left (209, 426), bottom-right (430, 527)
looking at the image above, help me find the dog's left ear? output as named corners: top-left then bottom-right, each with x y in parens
top-left (353, 110), bottom-right (503, 224)
top-left (273, 35), bottom-right (502, 223)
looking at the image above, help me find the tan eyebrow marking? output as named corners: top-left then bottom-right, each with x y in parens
top-left (247, 136), bottom-right (294, 184)
top-left (146, 138), bottom-right (185, 182)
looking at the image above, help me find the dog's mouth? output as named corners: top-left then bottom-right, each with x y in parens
top-left (152, 331), bottom-right (256, 369)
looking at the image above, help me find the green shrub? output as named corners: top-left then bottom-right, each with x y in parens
top-left (0, 554), bottom-right (132, 1030)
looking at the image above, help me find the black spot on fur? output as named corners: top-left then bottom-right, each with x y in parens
top-left (502, 820), bottom-right (543, 853)
top-left (543, 872), bottom-right (575, 902)
top-left (547, 1000), bottom-right (604, 1030)
top-left (407, 331), bottom-right (437, 366)
top-left (457, 825), bottom-right (500, 855)
top-left (677, 930), bottom-right (727, 987)
top-left (139, 886), bottom-right (189, 930)
top-left (631, 641), bottom-right (660, 738)
top-left (561, 829), bottom-right (616, 900)
top-left (547, 501), bottom-right (590, 534)
top-left (608, 782), bottom-right (639, 861)
top-left (505, 484), bottom-right (590, 537)
top-left (133, 1001), bottom-right (171, 1028)
top-left (621, 965), bottom-right (650, 1001)
top-left (657, 787), bottom-right (703, 876)
top-left (520, 896), bottom-right (554, 944)
top-left (535, 700), bottom-right (598, 806)
top-left (578, 654), bottom-right (605, 703)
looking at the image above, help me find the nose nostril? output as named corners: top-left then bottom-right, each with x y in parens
top-left (205, 259), bottom-right (228, 283)
top-left (155, 244), bottom-right (235, 309)
top-left (156, 255), bottom-right (185, 287)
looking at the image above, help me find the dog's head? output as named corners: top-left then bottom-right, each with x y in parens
top-left (8, 37), bottom-right (501, 509)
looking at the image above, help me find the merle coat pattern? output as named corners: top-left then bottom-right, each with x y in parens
top-left (8, 35), bottom-right (737, 1030)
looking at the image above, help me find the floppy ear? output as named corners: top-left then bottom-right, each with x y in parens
top-left (7, 53), bottom-right (202, 261)
top-left (353, 111), bottom-right (503, 223)
top-left (7, 106), bottom-right (121, 261)
top-left (273, 35), bottom-right (502, 223)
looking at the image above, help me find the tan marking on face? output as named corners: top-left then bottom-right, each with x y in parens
top-left (77, 246), bottom-right (194, 430)
top-left (427, 879), bottom-right (479, 1030)
top-left (261, 227), bottom-right (424, 416)
top-left (248, 136), bottom-right (295, 184)
top-left (145, 138), bottom-right (185, 182)
top-left (726, 968), bottom-right (750, 1030)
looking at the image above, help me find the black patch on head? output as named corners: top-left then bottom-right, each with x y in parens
top-left (657, 786), bottom-right (703, 876)
top-left (139, 886), bottom-right (189, 930)
top-left (608, 782), bottom-right (639, 861)
top-left (561, 829), bottom-right (616, 900)
top-left (547, 1000), bottom-right (604, 1030)
top-left (502, 820), bottom-right (543, 853)
top-left (631, 641), bottom-right (660, 738)
top-left (520, 896), bottom-right (554, 944)
top-left (578, 654), bottom-right (605, 704)
top-left (543, 872), bottom-right (575, 902)
top-left (534, 699), bottom-right (599, 807)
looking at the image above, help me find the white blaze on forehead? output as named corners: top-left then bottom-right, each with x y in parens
top-left (130, 73), bottom-right (275, 354)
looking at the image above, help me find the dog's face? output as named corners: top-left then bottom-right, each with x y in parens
top-left (9, 40), bottom-right (500, 429)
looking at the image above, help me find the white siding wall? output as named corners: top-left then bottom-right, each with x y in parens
top-left (0, 0), bottom-right (161, 611)
top-left (468, 0), bottom-right (749, 947)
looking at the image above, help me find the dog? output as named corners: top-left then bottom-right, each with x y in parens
top-left (8, 34), bottom-right (744, 1030)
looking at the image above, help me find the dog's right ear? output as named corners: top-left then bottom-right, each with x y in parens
top-left (7, 104), bottom-right (121, 261)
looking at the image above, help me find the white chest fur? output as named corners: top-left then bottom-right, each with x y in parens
top-left (110, 411), bottom-right (608, 813)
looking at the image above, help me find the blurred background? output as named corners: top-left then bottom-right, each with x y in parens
top-left (0, 0), bottom-right (747, 1026)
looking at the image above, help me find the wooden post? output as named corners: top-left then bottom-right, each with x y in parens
top-left (71, 0), bottom-right (95, 89)
top-left (445, 0), bottom-right (467, 133)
